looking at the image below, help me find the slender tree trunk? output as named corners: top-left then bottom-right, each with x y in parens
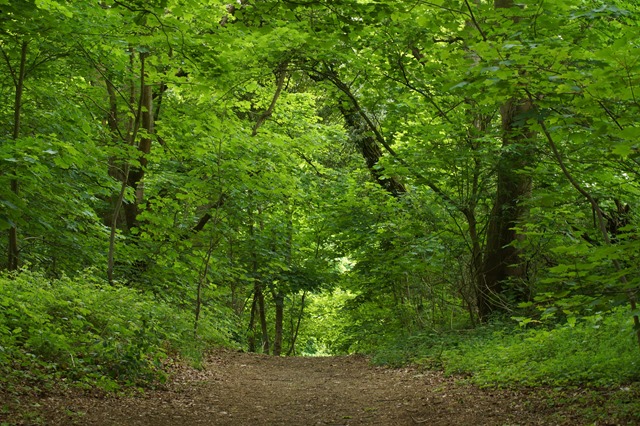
top-left (464, 208), bottom-right (482, 326)
top-left (287, 291), bottom-right (306, 356)
top-left (248, 203), bottom-right (270, 354)
top-left (256, 284), bottom-right (270, 354)
top-left (107, 52), bottom-right (146, 283)
top-left (273, 202), bottom-right (294, 356)
top-left (247, 291), bottom-right (258, 353)
top-left (252, 61), bottom-right (287, 137)
top-left (228, 237), bottom-right (245, 317)
top-left (242, 67), bottom-right (288, 353)
top-left (195, 237), bottom-right (217, 337)
top-left (273, 293), bottom-right (284, 356)
top-left (7, 41), bottom-right (28, 271)
top-left (124, 82), bottom-right (154, 230)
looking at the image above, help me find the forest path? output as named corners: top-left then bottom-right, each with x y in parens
top-left (36, 350), bottom-right (579, 425)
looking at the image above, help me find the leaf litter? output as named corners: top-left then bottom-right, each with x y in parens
top-left (1, 349), bottom-right (635, 425)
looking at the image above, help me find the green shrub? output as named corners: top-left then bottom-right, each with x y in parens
top-left (441, 309), bottom-right (640, 387)
top-left (0, 270), bottom-right (233, 392)
top-left (366, 309), bottom-right (639, 388)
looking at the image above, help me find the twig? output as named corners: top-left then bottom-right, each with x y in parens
top-left (464, 0), bottom-right (487, 41)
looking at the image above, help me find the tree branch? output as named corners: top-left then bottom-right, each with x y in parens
top-left (464, 0), bottom-right (487, 41)
top-left (252, 61), bottom-right (288, 136)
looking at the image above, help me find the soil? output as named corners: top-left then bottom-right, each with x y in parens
top-left (0, 349), bottom-right (628, 425)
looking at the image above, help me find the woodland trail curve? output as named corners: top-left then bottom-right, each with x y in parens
top-left (34, 350), bottom-right (586, 425)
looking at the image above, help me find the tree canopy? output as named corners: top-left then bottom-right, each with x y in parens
top-left (1, 0), bottom-right (639, 399)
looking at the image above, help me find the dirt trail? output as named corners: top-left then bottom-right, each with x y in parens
top-left (10, 350), bottom-right (591, 425)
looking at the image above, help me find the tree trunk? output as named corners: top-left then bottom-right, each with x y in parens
top-left (339, 104), bottom-right (406, 198)
top-left (124, 82), bottom-right (154, 230)
top-left (195, 237), bottom-right (217, 337)
top-left (7, 41), bottom-right (28, 271)
top-left (479, 99), bottom-right (534, 320)
top-left (107, 52), bottom-right (147, 283)
top-left (247, 291), bottom-right (258, 353)
top-left (475, 0), bottom-right (535, 320)
top-left (273, 292), bottom-right (284, 356)
top-left (256, 284), bottom-right (270, 354)
top-left (287, 291), bottom-right (306, 356)
top-left (313, 67), bottom-right (406, 197)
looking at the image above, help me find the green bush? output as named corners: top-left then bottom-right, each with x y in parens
top-left (440, 309), bottom-right (640, 387)
top-left (0, 270), bottom-right (232, 392)
top-left (366, 309), bottom-right (640, 388)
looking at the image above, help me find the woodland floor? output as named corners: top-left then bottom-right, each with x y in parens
top-left (1, 349), bottom-right (634, 425)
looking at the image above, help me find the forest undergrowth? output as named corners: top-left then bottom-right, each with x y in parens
top-left (370, 309), bottom-right (640, 387)
top-left (365, 309), bottom-right (640, 423)
top-left (0, 270), bottom-right (236, 396)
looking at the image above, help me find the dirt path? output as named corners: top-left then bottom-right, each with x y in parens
top-left (5, 350), bottom-right (599, 425)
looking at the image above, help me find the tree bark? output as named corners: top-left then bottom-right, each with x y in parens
top-left (476, 0), bottom-right (535, 320)
top-left (479, 99), bottom-right (534, 320)
top-left (248, 291), bottom-right (258, 353)
top-left (256, 284), bottom-right (270, 354)
top-left (195, 237), bottom-right (218, 337)
top-left (273, 292), bottom-right (284, 356)
top-left (249, 208), bottom-right (270, 354)
top-left (124, 82), bottom-right (153, 230)
top-left (107, 52), bottom-right (146, 283)
top-left (6, 41), bottom-right (28, 271)
top-left (339, 103), bottom-right (406, 197)
top-left (287, 291), bottom-right (306, 356)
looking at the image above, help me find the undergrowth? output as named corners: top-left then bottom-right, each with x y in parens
top-left (441, 310), bottom-right (640, 387)
top-left (371, 308), bottom-right (640, 387)
top-left (0, 270), bottom-right (233, 394)
top-left (368, 309), bottom-right (640, 423)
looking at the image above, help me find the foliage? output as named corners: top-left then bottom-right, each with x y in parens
top-left (367, 308), bottom-right (640, 388)
top-left (0, 270), bottom-right (234, 392)
top-left (442, 310), bottom-right (640, 387)
top-left (0, 0), bottom-right (639, 403)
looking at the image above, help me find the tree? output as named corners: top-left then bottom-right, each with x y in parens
top-left (1, 0), bottom-right (639, 359)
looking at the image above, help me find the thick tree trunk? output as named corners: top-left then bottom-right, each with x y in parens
top-left (338, 104), bottom-right (406, 198)
top-left (479, 99), bottom-right (534, 320)
top-left (475, 0), bottom-right (535, 320)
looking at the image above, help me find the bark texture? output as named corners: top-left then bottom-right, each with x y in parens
top-left (339, 104), bottom-right (406, 198)
top-left (479, 99), bottom-right (534, 319)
